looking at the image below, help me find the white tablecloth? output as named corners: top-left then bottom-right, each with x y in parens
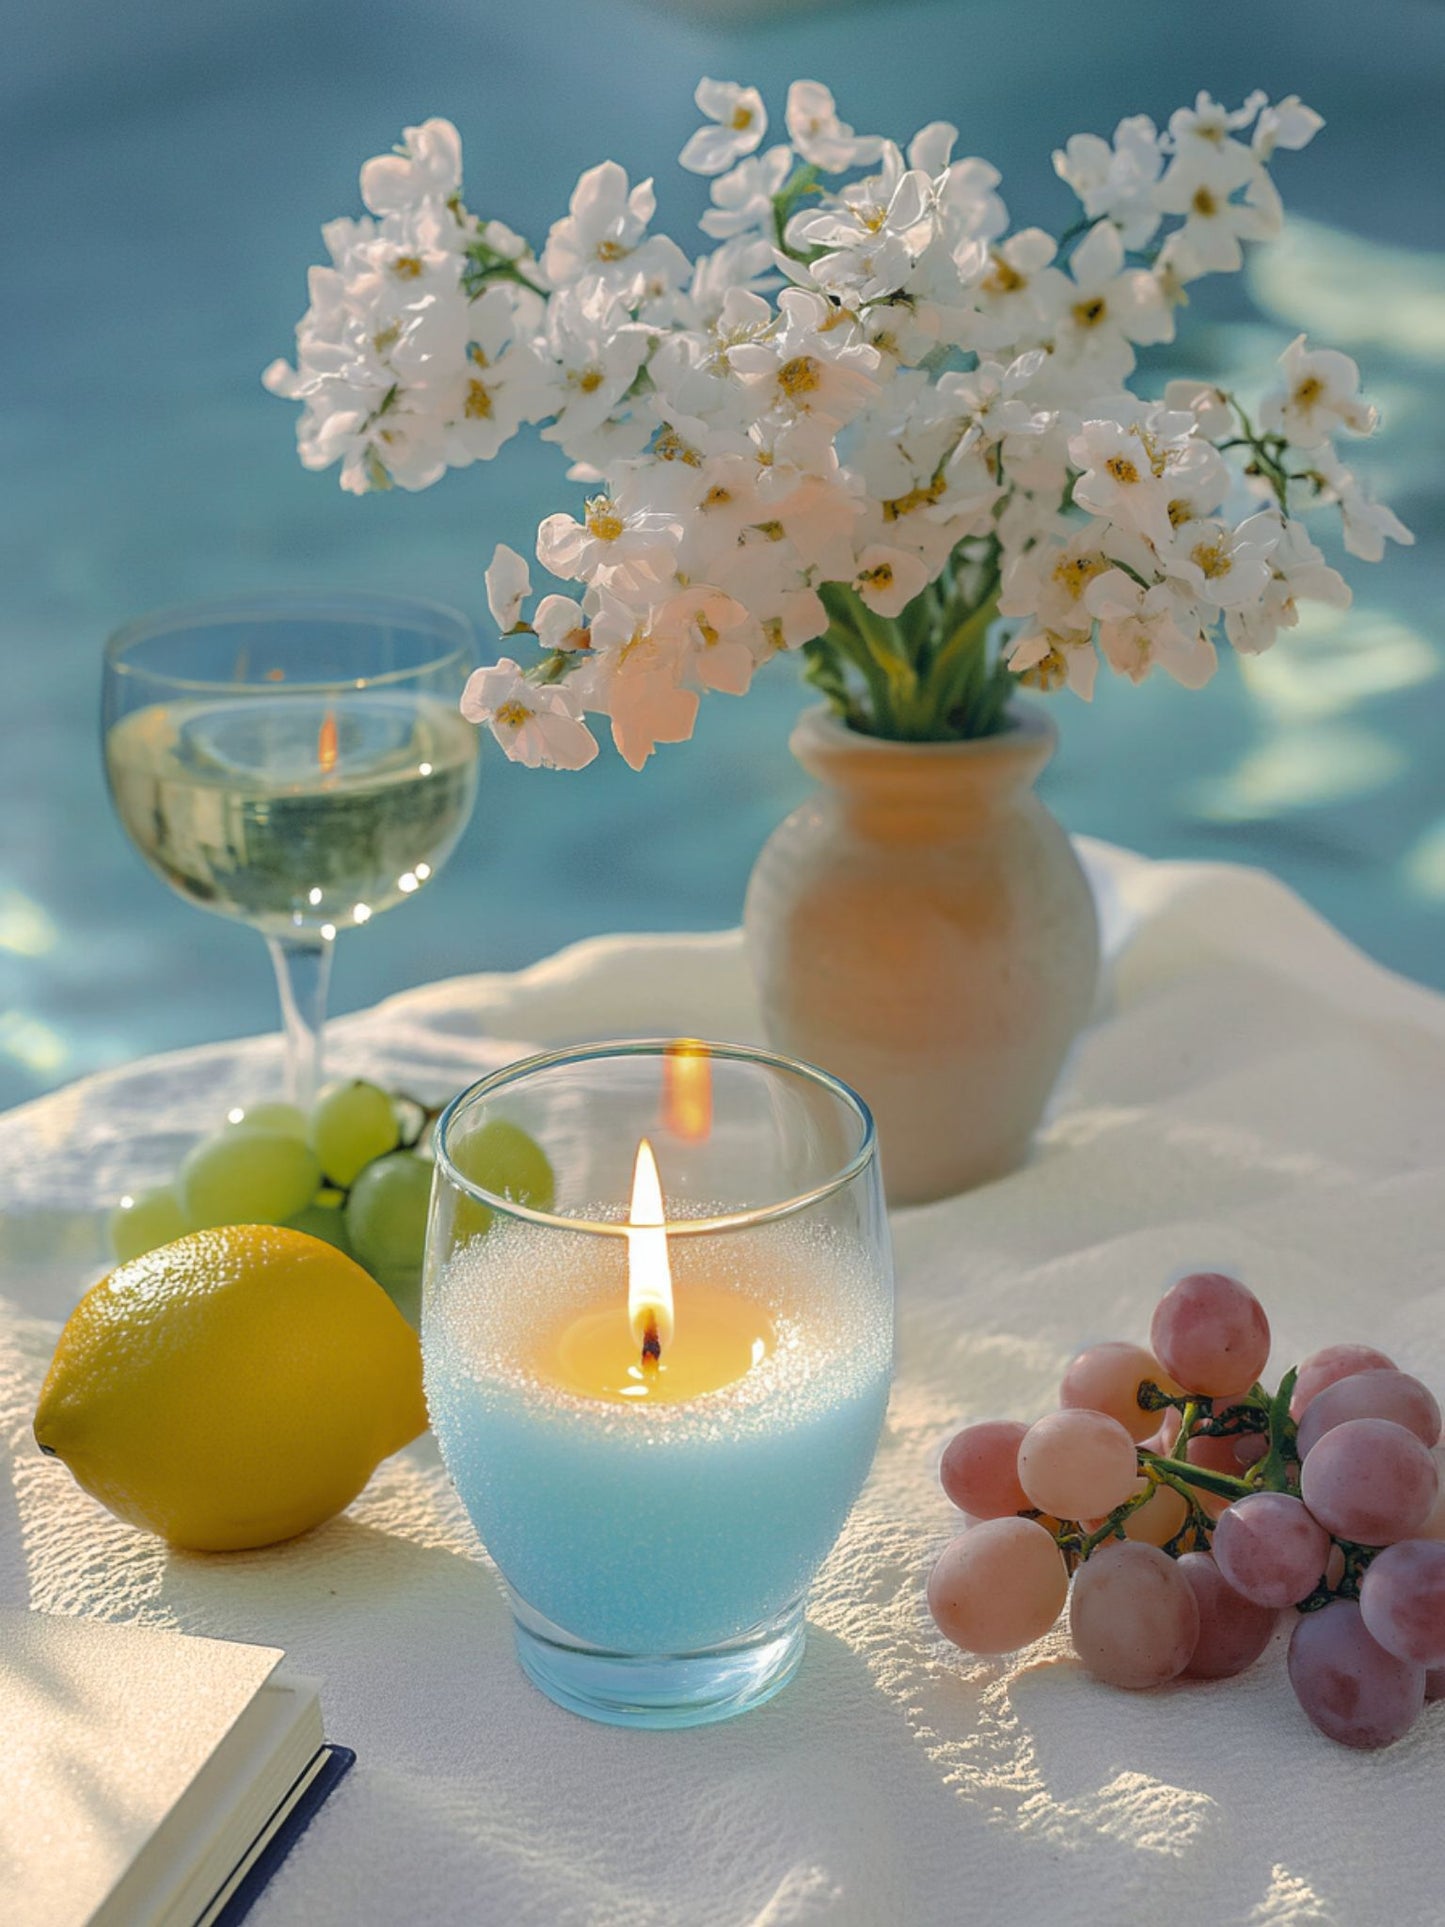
top-left (3, 840), bottom-right (1443, 1927)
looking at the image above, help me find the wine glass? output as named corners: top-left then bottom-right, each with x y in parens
top-left (103, 592), bottom-right (477, 1106)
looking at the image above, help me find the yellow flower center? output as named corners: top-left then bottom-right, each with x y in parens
top-left (653, 426), bottom-right (703, 467)
top-left (703, 486), bottom-right (733, 509)
top-left (586, 497), bottom-right (625, 541)
top-left (777, 355), bottom-right (822, 398)
top-left (594, 239), bottom-right (629, 262)
top-left (570, 366), bottom-right (605, 394)
top-left (883, 474), bottom-right (946, 521)
top-left (1053, 554), bottom-right (1109, 600)
top-left (730, 104), bottom-right (755, 131)
top-left (464, 379), bottom-right (493, 420)
top-left (1192, 185), bottom-right (1219, 217)
top-left (695, 615), bottom-right (720, 646)
top-left (1190, 539), bottom-right (1233, 580)
top-left (495, 700), bottom-right (532, 728)
top-left (983, 253), bottom-right (1025, 295)
top-left (1019, 645), bottom-right (1069, 692)
top-left (1105, 454), bottom-right (1141, 485)
top-left (762, 618), bottom-right (786, 653)
top-left (1167, 498), bottom-right (1195, 530)
top-left (858, 562), bottom-right (894, 592)
top-left (1292, 375), bottom-right (1325, 410)
top-left (373, 323), bottom-right (400, 354)
top-left (1072, 295), bottom-right (1108, 329)
top-left (754, 519), bottom-right (786, 542)
top-left (391, 255), bottom-right (425, 279)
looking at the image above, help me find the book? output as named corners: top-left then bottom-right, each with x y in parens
top-left (0, 1608), bottom-right (353, 1927)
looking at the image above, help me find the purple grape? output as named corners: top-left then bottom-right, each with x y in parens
top-left (1427, 1667), bottom-right (1445, 1703)
top-left (1069, 1541), bottom-right (1200, 1689)
top-left (1287, 1600), bottom-right (1424, 1749)
top-left (1290, 1343), bottom-right (1396, 1422)
top-left (1212, 1492), bottom-right (1331, 1608)
top-left (1178, 1552), bottom-right (1278, 1679)
top-left (1296, 1370), bottom-right (1442, 1460)
top-left (1150, 1273), bottom-right (1270, 1398)
top-left (1300, 1419), bottom-right (1439, 1547)
top-left (1359, 1540), bottom-right (1445, 1668)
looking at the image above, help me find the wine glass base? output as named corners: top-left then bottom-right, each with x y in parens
top-left (510, 1596), bottom-right (807, 1729)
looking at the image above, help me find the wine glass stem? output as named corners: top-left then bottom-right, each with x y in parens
top-left (266, 934), bottom-right (334, 1110)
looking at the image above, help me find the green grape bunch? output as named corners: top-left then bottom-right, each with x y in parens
top-left (107, 1081), bottom-right (553, 1330)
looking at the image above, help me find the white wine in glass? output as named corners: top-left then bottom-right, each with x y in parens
top-left (103, 594), bottom-right (478, 1106)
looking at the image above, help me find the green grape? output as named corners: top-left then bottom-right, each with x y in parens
top-left (109, 1186), bottom-right (189, 1263)
top-left (309, 1080), bottom-right (401, 1188)
top-left (347, 1152), bottom-right (433, 1273)
top-left (225, 1100), bottom-right (308, 1139)
top-left (286, 1199), bottom-right (356, 1258)
top-left (449, 1121), bottom-right (555, 1243)
top-left (180, 1129), bottom-right (323, 1230)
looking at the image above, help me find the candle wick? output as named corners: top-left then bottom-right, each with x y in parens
top-left (641, 1311), bottom-right (661, 1375)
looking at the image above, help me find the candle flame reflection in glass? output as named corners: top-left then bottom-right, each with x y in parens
top-left (663, 1038), bottom-right (713, 1142)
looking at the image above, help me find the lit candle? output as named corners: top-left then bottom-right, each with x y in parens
top-left (539, 1140), bottom-right (773, 1403)
top-left (422, 1038), bottom-right (894, 1726)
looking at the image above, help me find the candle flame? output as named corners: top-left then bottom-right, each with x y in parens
top-left (317, 707), bottom-right (339, 775)
top-left (663, 1038), bottom-right (713, 1142)
top-left (627, 1137), bottom-right (674, 1366)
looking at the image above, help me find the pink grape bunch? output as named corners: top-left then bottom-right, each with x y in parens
top-left (928, 1271), bottom-right (1445, 1750)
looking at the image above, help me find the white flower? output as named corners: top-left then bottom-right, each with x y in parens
top-left (360, 119), bottom-right (463, 216)
top-left (536, 492), bottom-right (681, 593)
top-left (1153, 165), bottom-right (1281, 276)
top-left (907, 121), bottom-right (957, 175)
top-left (1053, 116), bottom-right (1164, 249)
top-left (700, 146), bottom-right (792, 241)
top-left (541, 163), bottom-right (657, 288)
top-left (679, 79), bottom-right (768, 176)
top-left (1058, 221), bottom-right (1174, 351)
top-left (1007, 626), bottom-right (1099, 700)
top-left (534, 594), bottom-right (592, 652)
top-left (1253, 96), bottom-right (1323, 160)
top-left (1160, 510), bottom-right (1280, 607)
top-left (784, 80), bottom-right (884, 173)
top-left (969, 228), bottom-right (1067, 343)
top-left (538, 287), bottom-right (652, 458)
top-left (727, 288), bottom-right (881, 453)
top-left (460, 659), bottom-right (598, 768)
top-left (934, 157), bottom-right (1009, 246)
top-left (851, 544), bottom-right (931, 617)
top-left (1306, 447), bottom-right (1415, 562)
top-left (1223, 514), bottom-right (1350, 654)
top-left (1070, 419), bottom-right (1178, 547)
top-left (791, 162), bottom-right (935, 302)
top-left (938, 351), bottom-right (1049, 450)
top-left (1162, 379), bottom-right (1235, 440)
top-left (576, 589), bottom-right (701, 769)
top-left (1258, 334), bottom-right (1378, 446)
top-left (1160, 92), bottom-right (1265, 197)
top-left (657, 586), bottom-right (764, 695)
top-left (1084, 571), bottom-right (1217, 688)
top-left (485, 544), bottom-right (531, 630)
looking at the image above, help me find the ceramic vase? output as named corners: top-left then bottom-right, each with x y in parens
top-left (743, 704), bottom-right (1098, 1205)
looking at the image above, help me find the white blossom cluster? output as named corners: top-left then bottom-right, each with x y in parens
top-left (266, 81), bottom-right (1412, 769)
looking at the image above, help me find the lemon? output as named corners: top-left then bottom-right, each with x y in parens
top-left (34, 1225), bottom-right (427, 1552)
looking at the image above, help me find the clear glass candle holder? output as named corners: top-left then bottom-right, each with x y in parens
top-left (423, 1040), bottom-right (894, 1729)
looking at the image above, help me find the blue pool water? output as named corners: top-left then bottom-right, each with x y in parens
top-left (4, 0), bottom-right (1443, 1110)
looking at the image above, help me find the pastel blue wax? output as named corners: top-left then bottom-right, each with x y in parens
top-left (424, 1217), bottom-right (893, 1656)
top-left (426, 1360), bottom-right (890, 1653)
